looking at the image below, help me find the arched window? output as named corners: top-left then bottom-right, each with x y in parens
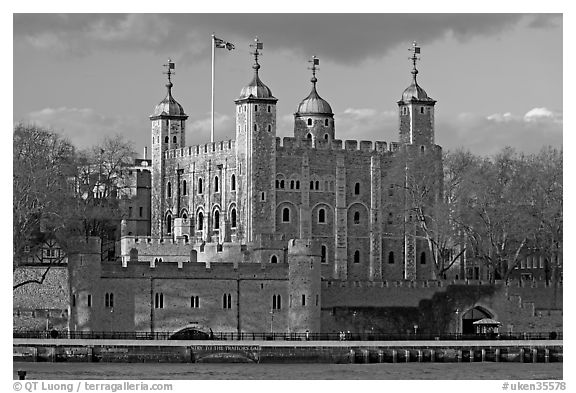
top-left (420, 252), bottom-right (426, 265)
top-left (354, 182), bottom-right (360, 195)
top-left (198, 178), bottom-right (203, 194)
top-left (275, 179), bottom-right (279, 189)
top-left (267, 105), bottom-right (271, 113)
top-left (253, 124), bottom-right (258, 131)
top-left (307, 118), bottom-right (312, 126)
top-left (109, 293), bottom-right (114, 308)
top-left (282, 207), bottom-right (290, 222)
top-left (325, 119), bottom-right (329, 127)
top-left (231, 209), bottom-right (237, 228)
top-left (296, 181), bottom-right (300, 189)
top-left (271, 255), bottom-right (278, 264)
top-left (155, 293), bottom-right (164, 309)
top-left (321, 245), bottom-right (327, 263)
top-left (353, 212), bottom-right (360, 224)
top-left (164, 136), bottom-right (169, 143)
top-left (166, 214), bottom-right (172, 234)
top-left (214, 210), bottom-right (220, 230)
top-left (388, 251), bottom-right (395, 264)
top-left (290, 180), bottom-right (295, 189)
top-left (105, 293), bottom-right (109, 308)
top-left (254, 104), bottom-right (258, 112)
top-left (173, 136), bottom-right (177, 143)
top-left (302, 294), bottom-right (306, 306)
top-left (280, 180), bottom-right (285, 189)
top-left (197, 212), bottom-right (204, 231)
top-left (277, 295), bottom-right (281, 310)
top-left (268, 125), bottom-right (272, 132)
top-left (222, 293), bottom-right (232, 309)
top-left (324, 133), bottom-right (329, 140)
top-left (420, 107), bottom-right (424, 114)
top-left (318, 208), bottom-right (326, 223)
top-left (214, 176), bottom-right (219, 193)
top-left (182, 180), bottom-right (187, 195)
top-left (231, 174), bottom-right (236, 191)
top-left (310, 180), bottom-right (314, 190)
top-left (272, 295), bottom-right (276, 310)
top-left (420, 145), bottom-right (425, 154)
top-left (307, 133), bottom-right (312, 139)
top-left (354, 250), bottom-right (360, 263)
top-left (167, 182), bottom-right (171, 198)
top-left (72, 294), bottom-right (76, 307)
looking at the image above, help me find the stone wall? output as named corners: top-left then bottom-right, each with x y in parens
top-left (13, 266), bottom-right (69, 331)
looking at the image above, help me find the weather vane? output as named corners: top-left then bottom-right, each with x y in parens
top-left (308, 55), bottom-right (320, 84)
top-left (408, 41), bottom-right (421, 81)
top-left (249, 37), bottom-right (264, 69)
top-left (163, 59), bottom-right (175, 83)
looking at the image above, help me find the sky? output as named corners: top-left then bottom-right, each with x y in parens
top-left (13, 13), bottom-right (562, 157)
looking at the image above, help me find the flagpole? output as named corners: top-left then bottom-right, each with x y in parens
top-left (211, 33), bottom-right (215, 143)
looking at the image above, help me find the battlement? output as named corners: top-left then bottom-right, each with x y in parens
top-left (321, 279), bottom-right (564, 289)
top-left (101, 260), bottom-right (289, 280)
top-left (164, 139), bottom-right (235, 159)
top-left (276, 137), bottom-right (393, 154)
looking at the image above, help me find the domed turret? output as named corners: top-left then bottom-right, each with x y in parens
top-left (237, 41), bottom-right (276, 101)
top-left (293, 56), bottom-right (335, 142)
top-left (296, 78), bottom-right (333, 115)
top-left (397, 42), bottom-right (436, 146)
top-left (151, 81), bottom-right (187, 117)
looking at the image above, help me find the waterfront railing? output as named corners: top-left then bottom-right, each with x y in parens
top-left (13, 330), bottom-right (562, 341)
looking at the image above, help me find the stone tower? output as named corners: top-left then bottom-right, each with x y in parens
top-left (150, 60), bottom-right (188, 237)
top-left (287, 239), bottom-right (322, 334)
top-left (397, 43), bottom-right (439, 280)
top-left (398, 42), bottom-right (436, 147)
top-left (294, 56), bottom-right (335, 143)
top-left (234, 38), bottom-right (278, 243)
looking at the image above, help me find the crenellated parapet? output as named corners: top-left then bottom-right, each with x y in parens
top-left (275, 137), bottom-right (398, 155)
top-left (163, 139), bottom-right (235, 160)
top-left (101, 260), bottom-right (289, 280)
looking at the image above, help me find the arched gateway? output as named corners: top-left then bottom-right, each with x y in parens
top-left (461, 306), bottom-right (494, 334)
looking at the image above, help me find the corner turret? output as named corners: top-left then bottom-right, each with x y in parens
top-left (398, 42), bottom-right (436, 147)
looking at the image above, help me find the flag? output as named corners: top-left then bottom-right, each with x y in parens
top-left (313, 58), bottom-right (319, 66)
top-left (256, 42), bottom-right (263, 50)
top-left (214, 37), bottom-right (235, 50)
top-left (414, 47), bottom-right (421, 54)
top-left (169, 62), bottom-right (175, 69)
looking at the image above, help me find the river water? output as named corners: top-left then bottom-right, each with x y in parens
top-left (13, 362), bottom-right (562, 380)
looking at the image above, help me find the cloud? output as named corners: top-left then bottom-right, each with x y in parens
top-left (186, 113), bottom-right (235, 146)
top-left (13, 14), bottom-right (559, 64)
top-left (437, 107), bottom-right (562, 155)
top-left (19, 107), bottom-right (145, 151)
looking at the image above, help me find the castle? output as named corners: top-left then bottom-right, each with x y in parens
top-left (17, 39), bottom-right (562, 336)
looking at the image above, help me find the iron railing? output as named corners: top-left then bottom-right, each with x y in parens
top-left (13, 330), bottom-right (562, 341)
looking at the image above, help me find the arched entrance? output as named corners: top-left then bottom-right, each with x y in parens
top-left (169, 327), bottom-right (210, 340)
top-left (461, 307), bottom-right (493, 334)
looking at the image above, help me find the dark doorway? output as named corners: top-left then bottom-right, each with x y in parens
top-left (461, 307), bottom-right (492, 334)
top-left (169, 327), bottom-right (210, 340)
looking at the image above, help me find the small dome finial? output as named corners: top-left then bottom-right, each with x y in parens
top-left (408, 41), bottom-right (421, 84)
top-left (250, 37), bottom-right (263, 74)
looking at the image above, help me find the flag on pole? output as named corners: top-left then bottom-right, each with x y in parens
top-left (214, 37), bottom-right (235, 50)
top-left (414, 47), bottom-right (421, 54)
top-left (168, 62), bottom-right (175, 69)
top-left (256, 42), bottom-right (263, 50)
top-left (313, 58), bottom-right (319, 66)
